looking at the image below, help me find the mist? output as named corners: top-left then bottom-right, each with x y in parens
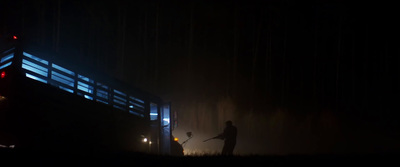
top-left (172, 95), bottom-right (400, 155)
top-left (2, 0), bottom-right (400, 156)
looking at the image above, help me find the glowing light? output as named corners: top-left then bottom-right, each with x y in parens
top-left (163, 118), bottom-right (170, 124)
top-left (0, 62), bottom-right (12, 70)
top-left (13, 36), bottom-right (17, 40)
top-left (1, 71), bottom-right (5, 78)
top-left (174, 137), bottom-right (179, 142)
top-left (25, 73), bottom-right (47, 84)
top-left (0, 95), bottom-right (6, 101)
top-left (143, 138), bottom-right (148, 142)
top-left (84, 95), bottom-right (93, 100)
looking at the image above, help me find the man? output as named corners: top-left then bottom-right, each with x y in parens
top-left (215, 120), bottom-right (237, 155)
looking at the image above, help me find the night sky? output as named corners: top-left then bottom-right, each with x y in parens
top-left (2, 0), bottom-right (400, 155)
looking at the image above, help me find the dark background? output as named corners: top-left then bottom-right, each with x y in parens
top-left (1, 0), bottom-right (400, 155)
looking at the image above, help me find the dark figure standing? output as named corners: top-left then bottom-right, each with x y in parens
top-left (215, 120), bottom-right (237, 155)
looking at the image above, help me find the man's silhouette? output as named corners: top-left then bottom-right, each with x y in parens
top-left (215, 120), bottom-right (237, 155)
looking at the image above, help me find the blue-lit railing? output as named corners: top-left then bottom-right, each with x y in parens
top-left (0, 50), bottom-right (146, 117)
top-left (0, 48), bottom-right (15, 70)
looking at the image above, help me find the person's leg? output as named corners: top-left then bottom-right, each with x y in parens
top-left (222, 142), bottom-right (235, 155)
top-left (221, 144), bottom-right (228, 155)
top-left (226, 144), bottom-right (235, 155)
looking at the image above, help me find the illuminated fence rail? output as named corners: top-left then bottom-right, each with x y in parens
top-left (1, 51), bottom-right (146, 117)
top-left (0, 48), bottom-right (15, 70)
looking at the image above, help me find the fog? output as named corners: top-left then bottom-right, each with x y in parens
top-left (2, 0), bottom-right (399, 156)
top-left (172, 96), bottom-right (400, 156)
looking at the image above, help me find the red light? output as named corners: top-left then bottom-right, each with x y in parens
top-left (1, 71), bottom-right (5, 79)
top-left (13, 36), bottom-right (17, 40)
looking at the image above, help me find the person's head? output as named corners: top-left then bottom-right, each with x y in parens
top-left (225, 120), bottom-right (233, 127)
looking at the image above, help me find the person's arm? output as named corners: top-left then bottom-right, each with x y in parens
top-left (214, 133), bottom-right (224, 140)
top-left (203, 133), bottom-right (224, 142)
top-left (215, 128), bottom-right (228, 140)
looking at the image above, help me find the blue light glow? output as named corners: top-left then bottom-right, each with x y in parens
top-left (129, 103), bottom-right (145, 111)
top-left (77, 92), bottom-right (93, 100)
top-left (0, 62), bottom-right (12, 70)
top-left (150, 103), bottom-right (158, 120)
top-left (58, 86), bottom-right (74, 93)
top-left (97, 82), bottom-right (108, 89)
top-left (22, 59), bottom-right (48, 73)
top-left (96, 89), bottom-right (108, 99)
top-left (114, 89), bottom-right (127, 96)
top-left (84, 95), bottom-right (93, 100)
top-left (1, 53), bottom-right (14, 63)
top-left (113, 95), bottom-right (127, 102)
top-left (128, 96), bottom-right (145, 112)
top-left (22, 66), bottom-right (47, 77)
top-left (52, 63), bottom-right (74, 75)
top-left (113, 98), bottom-right (126, 106)
top-left (18, 51), bottom-right (151, 116)
top-left (23, 52), bottom-right (48, 65)
top-left (113, 105), bottom-right (125, 111)
top-left (129, 96), bottom-right (144, 103)
top-left (78, 74), bottom-right (94, 83)
top-left (1, 47), bottom-right (15, 55)
top-left (129, 110), bottom-right (144, 117)
top-left (96, 99), bottom-right (108, 105)
top-left (1, 48), bottom-right (15, 70)
top-left (77, 81), bottom-right (94, 94)
top-left (51, 71), bottom-right (74, 87)
top-left (25, 73), bottom-right (47, 84)
top-left (162, 103), bottom-right (171, 126)
top-left (163, 118), bottom-right (170, 124)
